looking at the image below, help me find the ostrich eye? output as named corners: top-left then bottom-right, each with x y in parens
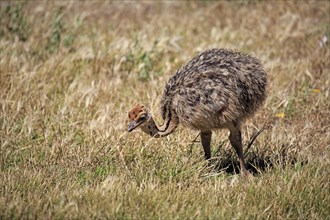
top-left (138, 114), bottom-right (147, 122)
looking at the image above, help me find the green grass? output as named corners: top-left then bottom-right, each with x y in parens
top-left (1, 1), bottom-right (330, 219)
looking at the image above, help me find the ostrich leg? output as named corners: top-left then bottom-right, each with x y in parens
top-left (201, 130), bottom-right (212, 160)
top-left (228, 126), bottom-right (247, 173)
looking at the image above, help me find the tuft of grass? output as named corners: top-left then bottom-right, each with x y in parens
top-left (0, 2), bottom-right (30, 41)
top-left (1, 1), bottom-right (330, 219)
top-left (123, 37), bottom-right (165, 81)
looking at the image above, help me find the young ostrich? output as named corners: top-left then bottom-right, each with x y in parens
top-left (127, 48), bottom-right (267, 173)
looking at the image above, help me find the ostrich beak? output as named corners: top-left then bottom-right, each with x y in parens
top-left (128, 120), bottom-right (142, 132)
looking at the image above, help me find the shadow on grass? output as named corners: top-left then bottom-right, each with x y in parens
top-left (211, 143), bottom-right (307, 175)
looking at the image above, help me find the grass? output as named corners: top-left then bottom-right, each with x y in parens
top-left (1, 1), bottom-right (330, 219)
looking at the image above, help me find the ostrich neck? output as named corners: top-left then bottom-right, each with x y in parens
top-left (140, 113), bottom-right (178, 138)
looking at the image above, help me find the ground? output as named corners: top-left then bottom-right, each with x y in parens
top-left (0, 1), bottom-right (329, 219)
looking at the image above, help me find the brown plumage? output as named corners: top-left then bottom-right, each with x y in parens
top-left (127, 48), bottom-right (267, 173)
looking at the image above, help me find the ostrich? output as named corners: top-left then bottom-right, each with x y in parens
top-left (127, 48), bottom-right (267, 173)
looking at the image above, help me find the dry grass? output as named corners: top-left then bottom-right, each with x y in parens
top-left (1, 1), bottom-right (330, 219)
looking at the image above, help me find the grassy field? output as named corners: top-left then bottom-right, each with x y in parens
top-left (1, 1), bottom-right (330, 219)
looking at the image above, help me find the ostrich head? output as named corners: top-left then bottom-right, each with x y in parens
top-left (127, 104), bottom-right (150, 132)
top-left (127, 103), bottom-right (178, 138)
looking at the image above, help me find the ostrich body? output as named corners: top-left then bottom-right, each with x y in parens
top-left (127, 48), bottom-right (267, 173)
